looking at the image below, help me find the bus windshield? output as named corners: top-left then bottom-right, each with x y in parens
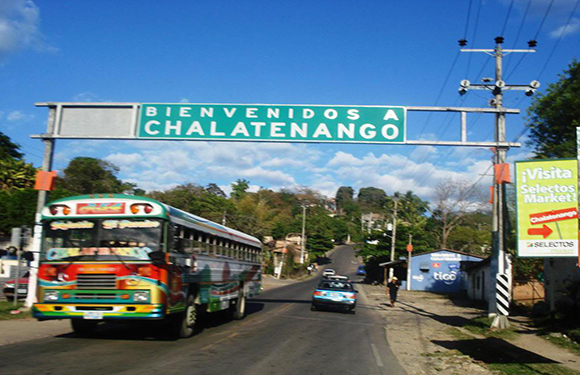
top-left (42, 218), bottom-right (164, 261)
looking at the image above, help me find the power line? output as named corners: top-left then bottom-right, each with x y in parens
top-left (463, 0), bottom-right (474, 40)
top-left (500, 0), bottom-right (515, 36)
top-left (465, 0), bottom-right (483, 78)
top-left (506, 0), bottom-right (556, 80)
top-left (537, 0), bottom-right (580, 79)
top-left (535, 0), bottom-right (556, 40)
top-left (504, 0), bottom-right (532, 75)
top-left (474, 55), bottom-right (492, 82)
top-left (416, 50), bottom-right (461, 138)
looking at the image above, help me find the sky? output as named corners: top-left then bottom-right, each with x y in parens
top-left (0, 0), bottom-right (579, 201)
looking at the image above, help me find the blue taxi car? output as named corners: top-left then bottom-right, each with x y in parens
top-left (311, 279), bottom-right (357, 314)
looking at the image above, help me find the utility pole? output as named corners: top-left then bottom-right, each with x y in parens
top-left (406, 234), bottom-right (413, 291)
top-left (389, 199), bottom-right (398, 280)
top-left (459, 36), bottom-right (538, 329)
top-left (301, 205), bottom-right (307, 264)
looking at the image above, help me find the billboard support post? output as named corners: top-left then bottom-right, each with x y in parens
top-left (25, 106), bottom-right (56, 308)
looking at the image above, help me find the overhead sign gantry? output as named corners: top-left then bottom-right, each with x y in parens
top-left (33, 102), bottom-right (520, 148)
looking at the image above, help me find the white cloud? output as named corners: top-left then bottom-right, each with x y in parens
top-left (410, 146), bottom-right (437, 160)
top-left (104, 153), bottom-right (145, 168)
top-left (550, 18), bottom-right (580, 38)
top-left (325, 150), bottom-right (491, 200)
top-left (309, 174), bottom-right (340, 197)
top-left (234, 166), bottom-right (296, 186)
top-left (0, 0), bottom-right (55, 61)
top-left (179, 98), bottom-right (190, 103)
top-left (6, 111), bottom-right (34, 122)
top-left (72, 92), bottom-right (108, 102)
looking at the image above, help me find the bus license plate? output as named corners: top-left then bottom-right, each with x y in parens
top-left (83, 311), bottom-right (103, 320)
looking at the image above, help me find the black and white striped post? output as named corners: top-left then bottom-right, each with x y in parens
top-left (492, 273), bottom-right (511, 329)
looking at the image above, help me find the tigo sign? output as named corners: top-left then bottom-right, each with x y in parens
top-left (138, 103), bottom-right (406, 144)
top-left (516, 159), bottom-right (578, 257)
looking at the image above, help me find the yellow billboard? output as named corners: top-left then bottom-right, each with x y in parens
top-left (516, 159), bottom-right (578, 257)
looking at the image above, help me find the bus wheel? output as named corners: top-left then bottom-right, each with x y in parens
top-left (71, 320), bottom-right (98, 337)
top-left (232, 285), bottom-right (246, 320)
top-left (171, 294), bottom-right (197, 338)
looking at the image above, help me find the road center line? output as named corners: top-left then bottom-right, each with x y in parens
top-left (371, 343), bottom-right (384, 367)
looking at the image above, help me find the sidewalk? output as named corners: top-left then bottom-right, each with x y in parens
top-left (360, 283), bottom-right (580, 374)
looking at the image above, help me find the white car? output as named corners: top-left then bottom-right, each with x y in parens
top-left (322, 269), bottom-right (336, 278)
top-left (327, 275), bottom-right (350, 281)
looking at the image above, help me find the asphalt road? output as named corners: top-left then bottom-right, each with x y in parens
top-left (0, 245), bottom-right (405, 375)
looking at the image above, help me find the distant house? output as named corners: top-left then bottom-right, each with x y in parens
top-left (361, 212), bottom-right (386, 233)
top-left (464, 257), bottom-right (492, 302)
top-left (272, 234), bottom-right (304, 266)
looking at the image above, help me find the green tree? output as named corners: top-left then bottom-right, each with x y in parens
top-left (358, 187), bottom-right (387, 211)
top-left (0, 132), bottom-right (37, 190)
top-left (526, 60), bottom-right (580, 158)
top-left (61, 157), bottom-right (131, 194)
top-left (307, 229), bottom-right (334, 257)
top-left (231, 179), bottom-right (250, 200)
top-left (335, 186), bottom-right (354, 212)
top-left (0, 132), bottom-right (24, 160)
top-left (148, 183), bottom-right (236, 224)
top-left (446, 212), bottom-right (492, 255)
top-left (432, 178), bottom-right (484, 249)
top-left (0, 186), bottom-right (77, 235)
top-left (0, 158), bottom-right (37, 190)
top-left (206, 183), bottom-right (226, 197)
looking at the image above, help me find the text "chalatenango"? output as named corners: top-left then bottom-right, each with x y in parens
top-left (139, 104), bottom-right (406, 143)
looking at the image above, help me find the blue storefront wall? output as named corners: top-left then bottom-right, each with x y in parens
top-left (401, 250), bottom-right (484, 293)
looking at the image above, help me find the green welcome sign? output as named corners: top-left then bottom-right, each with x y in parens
top-left (137, 103), bottom-right (406, 144)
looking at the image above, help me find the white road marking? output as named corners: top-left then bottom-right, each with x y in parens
top-left (371, 343), bottom-right (384, 367)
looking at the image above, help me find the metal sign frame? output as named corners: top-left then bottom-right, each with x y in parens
top-left (25, 101), bottom-right (521, 308)
top-left (32, 102), bottom-right (521, 148)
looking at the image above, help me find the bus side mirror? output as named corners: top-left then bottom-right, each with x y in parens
top-left (23, 252), bottom-right (34, 261)
top-left (148, 251), bottom-right (166, 264)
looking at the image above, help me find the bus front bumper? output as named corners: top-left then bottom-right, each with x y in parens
top-left (33, 303), bottom-right (166, 320)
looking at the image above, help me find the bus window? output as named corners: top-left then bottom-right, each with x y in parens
top-left (191, 240), bottom-right (202, 255)
top-left (223, 240), bottom-right (230, 258)
top-left (211, 237), bottom-right (217, 257)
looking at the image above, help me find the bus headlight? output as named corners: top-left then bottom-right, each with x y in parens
top-left (44, 291), bottom-right (59, 301)
top-left (133, 291), bottom-right (149, 302)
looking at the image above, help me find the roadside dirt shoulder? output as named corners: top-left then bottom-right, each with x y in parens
top-left (361, 284), bottom-right (492, 374)
top-left (261, 274), bottom-right (301, 291)
top-left (361, 283), bottom-right (580, 375)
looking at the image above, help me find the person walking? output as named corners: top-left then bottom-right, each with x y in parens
top-left (387, 276), bottom-right (400, 307)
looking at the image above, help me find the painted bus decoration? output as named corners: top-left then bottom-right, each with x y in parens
top-left (33, 194), bottom-right (262, 338)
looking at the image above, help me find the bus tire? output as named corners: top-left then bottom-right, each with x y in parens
top-left (71, 319), bottom-right (98, 337)
top-left (232, 284), bottom-right (246, 320)
top-left (170, 294), bottom-right (197, 339)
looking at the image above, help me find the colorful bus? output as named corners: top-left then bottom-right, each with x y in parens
top-left (32, 194), bottom-right (262, 338)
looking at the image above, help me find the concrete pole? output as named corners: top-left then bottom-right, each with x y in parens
top-left (301, 206), bottom-right (306, 264)
top-left (406, 234), bottom-right (412, 291)
top-left (389, 199), bottom-right (398, 280)
top-left (490, 38), bottom-right (510, 329)
top-left (26, 106), bottom-right (56, 308)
